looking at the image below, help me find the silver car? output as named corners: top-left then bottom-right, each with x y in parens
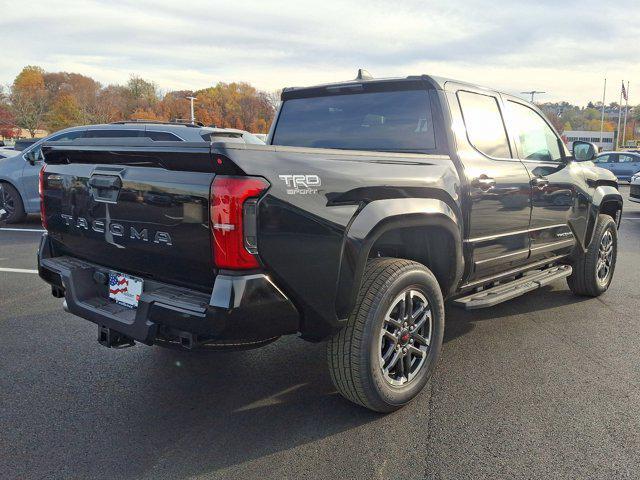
top-left (0, 122), bottom-right (264, 223)
top-left (630, 172), bottom-right (640, 204)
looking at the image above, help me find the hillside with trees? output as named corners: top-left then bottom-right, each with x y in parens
top-left (538, 101), bottom-right (638, 142)
top-left (0, 66), bottom-right (277, 139)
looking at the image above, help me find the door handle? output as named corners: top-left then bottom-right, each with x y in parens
top-left (530, 177), bottom-right (549, 189)
top-left (471, 175), bottom-right (496, 190)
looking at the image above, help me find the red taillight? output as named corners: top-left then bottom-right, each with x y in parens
top-left (210, 176), bottom-right (269, 269)
top-left (39, 164), bottom-right (47, 230)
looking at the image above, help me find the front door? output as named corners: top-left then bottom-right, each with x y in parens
top-left (504, 99), bottom-right (576, 261)
top-left (446, 86), bottom-right (532, 282)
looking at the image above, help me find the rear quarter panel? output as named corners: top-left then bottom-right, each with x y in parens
top-left (216, 144), bottom-right (462, 338)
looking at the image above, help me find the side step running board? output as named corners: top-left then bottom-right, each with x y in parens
top-left (453, 265), bottom-right (572, 310)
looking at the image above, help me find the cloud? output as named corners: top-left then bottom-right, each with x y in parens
top-left (0, 0), bottom-right (638, 104)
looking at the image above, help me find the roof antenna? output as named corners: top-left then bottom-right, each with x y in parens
top-left (356, 68), bottom-right (373, 81)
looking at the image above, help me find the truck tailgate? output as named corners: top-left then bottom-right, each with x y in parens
top-left (41, 143), bottom-right (228, 291)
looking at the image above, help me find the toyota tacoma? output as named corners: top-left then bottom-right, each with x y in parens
top-left (38, 71), bottom-right (623, 412)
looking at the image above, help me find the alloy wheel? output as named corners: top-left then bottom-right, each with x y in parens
top-left (596, 229), bottom-right (614, 286)
top-left (379, 289), bottom-right (432, 386)
top-left (0, 186), bottom-right (15, 218)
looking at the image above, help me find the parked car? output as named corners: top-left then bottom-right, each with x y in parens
top-left (630, 172), bottom-right (640, 203)
top-left (592, 151), bottom-right (640, 182)
top-left (0, 122), bottom-right (263, 223)
top-left (38, 72), bottom-right (622, 412)
top-left (13, 138), bottom-right (39, 151)
top-left (0, 146), bottom-right (17, 156)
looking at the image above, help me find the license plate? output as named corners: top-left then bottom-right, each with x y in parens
top-left (108, 272), bottom-right (143, 309)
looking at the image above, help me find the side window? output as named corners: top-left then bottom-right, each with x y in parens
top-left (30, 130), bottom-right (85, 162)
top-left (49, 130), bottom-right (85, 141)
top-left (85, 129), bottom-right (142, 138)
top-left (608, 154), bottom-right (619, 163)
top-left (457, 91), bottom-right (511, 159)
top-left (507, 101), bottom-right (562, 162)
top-left (595, 154), bottom-right (610, 164)
top-left (619, 154), bottom-right (634, 163)
top-left (146, 131), bottom-right (182, 141)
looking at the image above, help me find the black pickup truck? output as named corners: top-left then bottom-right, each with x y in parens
top-left (38, 72), bottom-right (623, 412)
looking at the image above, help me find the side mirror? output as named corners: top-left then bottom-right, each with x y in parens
top-left (24, 148), bottom-right (41, 165)
top-left (572, 141), bottom-right (598, 161)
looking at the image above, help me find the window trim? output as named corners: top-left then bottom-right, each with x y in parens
top-left (505, 99), bottom-right (566, 164)
top-left (456, 89), bottom-right (513, 161)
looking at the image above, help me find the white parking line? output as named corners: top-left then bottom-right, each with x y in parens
top-left (0, 267), bottom-right (38, 274)
top-left (0, 228), bottom-right (45, 232)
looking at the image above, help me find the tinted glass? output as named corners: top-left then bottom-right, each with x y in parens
top-left (203, 131), bottom-right (242, 140)
top-left (457, 91), bottom-right (510, 158)
top-left (273, 90), bottom-right (436, 151)
top-left (49, 130), bottom-right (85, 141)
top-left (508, 101), bottom-right (562, 162)
top-left (619, 154), bottom-right (635, 163)
top-left (595, 154), bottom-right (610, 163)
top-left (85, 130), bottom-right (142, 138)
top-left (146, 131), bottom-right (182, 141)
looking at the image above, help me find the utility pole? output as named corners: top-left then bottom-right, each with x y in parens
top-left (616, 81), bottom-right (623, 150)
top-left (186, 96), bottom-right (197, 124)
top-left (521, 91), bottom-right (546, 103)
top-left (622, 81), bottom-right (630, 148)
top-left (599, 78), bottom-right (607, 145)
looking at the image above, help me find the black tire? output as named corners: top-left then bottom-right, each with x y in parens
top-left (567, 214), bottom-right (617, 297)
top-left (327, 258), bottom-right (445, 412)
top-left (0, 182), bottom-right (26, 224)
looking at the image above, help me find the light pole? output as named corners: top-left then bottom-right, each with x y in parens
top-left (521, 91), bottom-right (546, 103)
top-left (186, 96), bottom-right (197, 124)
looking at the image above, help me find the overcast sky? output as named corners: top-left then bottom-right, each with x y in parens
top-left (1, 0), bottom-right (638, 105)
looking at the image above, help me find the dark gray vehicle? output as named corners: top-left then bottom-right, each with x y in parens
top-left (38, 72), bottom-right (622, 412)
top-left (0, 122), bottom-right (264, 223)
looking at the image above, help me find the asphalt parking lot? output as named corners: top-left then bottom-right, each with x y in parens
top-left (1, 188), bottom-right (639, 480)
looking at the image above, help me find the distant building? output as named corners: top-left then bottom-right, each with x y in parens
top-left (563, 130), bottom-right (614, 151)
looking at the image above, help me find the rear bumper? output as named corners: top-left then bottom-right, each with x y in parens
top-left (38, 234), bottom-right (300, 347)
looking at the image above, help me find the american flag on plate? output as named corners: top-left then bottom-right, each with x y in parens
top-left (109, 274), bottom-right (129, 295)
top-left (108, 272), bottom-right (143, 308)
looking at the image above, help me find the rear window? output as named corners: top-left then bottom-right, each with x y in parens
top-left (272, 90), bottom-right (436, 151)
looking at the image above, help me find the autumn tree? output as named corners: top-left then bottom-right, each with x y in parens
top-left (10, 66), bottom-right (49, 137)
top-left (130, 107), bottom-right (165, 121)
top-left (43, 71), bottom-right (102, 124)
top-left (47, 93), bottom-right (84, 131)
top-left (125, 76), bottom-right (159, 113)
top-left (194, 82), bottom-right (275, 132)
top-left (93, 85), bottom-right (130, 124)
top-left (0, 102), bottom-right (18, 140)
top-left (157, 91), bottom-right (191, 122)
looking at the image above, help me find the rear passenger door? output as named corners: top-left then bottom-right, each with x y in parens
top-left (447, 86), bottom-right (533, 282)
